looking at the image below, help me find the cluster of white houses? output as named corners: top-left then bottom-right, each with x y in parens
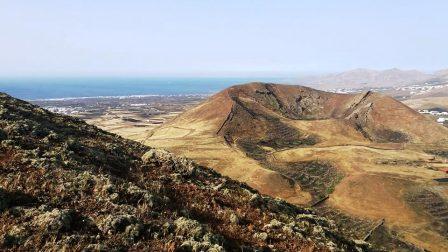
top-left (437, 118), bottom-right (447, 124)
top-left (419, 109), bottom-right (448, 116)
top-left (418, 109), bottom-right (448, 125)
top-left (397, 83), bottom-right (448, 95)
top-left (44, 106), bottom-right (81, 115)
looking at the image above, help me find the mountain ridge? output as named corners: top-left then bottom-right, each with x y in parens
top-left (299, 68), bottom-right (433, 89)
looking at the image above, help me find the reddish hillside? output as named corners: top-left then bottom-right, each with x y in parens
top-left (148, 83), bottom-right (448, 251)
top-left (182, 83), bottom-right (448, 145)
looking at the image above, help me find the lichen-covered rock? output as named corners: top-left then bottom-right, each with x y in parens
top-left (249, 193), bottom-right (263, 206)
top-left (174, 217), bottom-right (204, 240)
top-left (312, 225), bottom-right (324, 236)
top-left (326, 241), bottom-right (337, 251)
top-left (4, 122), bottom-right (31, 136)
top-left (1, 225), bottom-right (28, 246)
top-left (296, 213), bottom-right (331, 228)
top-left (82, 243), bottom-right (110, 252)
top-left (142, 149), bottom-right (197, 175)
top-left (178, 240), bottom-right (224, 252)
top-left (98, 214), bottom-right (138, 235)
top-left (31, 125), bottom-right (49, 138)
top-left (42, 131), bottom-right (60, 144)
top-left (282, 225), bottom-right (294, 235)
top-left (32, 209), bottom-right (74, 232)
top-left (229, 213), bottom-right (239, 224)
top-left (354, 239), bottom-right (370, 247)
top-left (264, 219), bottom-right (283, 230)
top-left (124, 223), bottom-right (144, 241)
top-left (202, 232), bottom-right (224, 246)
top-left (75, 171), bottom-right (96, 192)
top-left (253, 232), bottom-right (268, 241)
top-left (126, 183), bottom-right (155, 207)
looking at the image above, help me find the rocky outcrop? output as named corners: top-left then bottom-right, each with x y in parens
top-left (0, 93), bottom-right (368, 251)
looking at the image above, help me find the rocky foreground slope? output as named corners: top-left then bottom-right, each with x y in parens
top-left (0, 93), bottom-right (368, 251)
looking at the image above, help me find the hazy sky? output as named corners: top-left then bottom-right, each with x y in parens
top-left (1, 1), bottom-right (447, 76)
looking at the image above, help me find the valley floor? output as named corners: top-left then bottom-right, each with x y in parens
top-left (144, 117), bottom-right (448, 251)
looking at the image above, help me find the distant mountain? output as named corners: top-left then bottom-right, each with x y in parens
top-left (405, 68), bottom-right (448, 99)
top-left (435, 69), bottom-right (448, 79)
top-left (411, 85), bottom-right (448, 99)
top-left (300, 68), bottom-right (433, 89)
top-left (0, 93), bottom-right (364, 251)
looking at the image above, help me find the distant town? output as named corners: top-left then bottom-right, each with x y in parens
top-left (327, 81), bottom-right (448, 98)
top-left (33, 94), bottom-right (207, 119)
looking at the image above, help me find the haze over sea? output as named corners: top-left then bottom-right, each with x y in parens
top-left (0, 77), bottom-right (286, 101)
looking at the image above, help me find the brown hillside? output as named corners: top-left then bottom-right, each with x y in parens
top-left (0, 93), bottom-right (369, 251)
top-left (182, 83), bottom-right (447, 144)
top-left (147, 83), bottom-right (448, 251)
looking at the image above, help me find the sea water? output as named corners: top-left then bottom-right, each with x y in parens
top-left (0, 77), bottom-right (285, 100)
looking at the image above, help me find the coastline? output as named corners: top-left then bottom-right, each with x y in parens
top-left (28, 93), bottom-right (212, 102)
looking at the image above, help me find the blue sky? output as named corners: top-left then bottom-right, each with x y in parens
top-left (1, 1), bottom-right (447, 76)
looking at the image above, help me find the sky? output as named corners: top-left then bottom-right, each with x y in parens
top-left (0, 0), bottom-right (447, 77)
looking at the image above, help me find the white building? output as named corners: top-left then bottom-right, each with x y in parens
top-left (437, 118), bottom-right (447, 124)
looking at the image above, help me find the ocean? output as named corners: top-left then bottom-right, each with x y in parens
top-left (0, 77), bottom-right (286, 100)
